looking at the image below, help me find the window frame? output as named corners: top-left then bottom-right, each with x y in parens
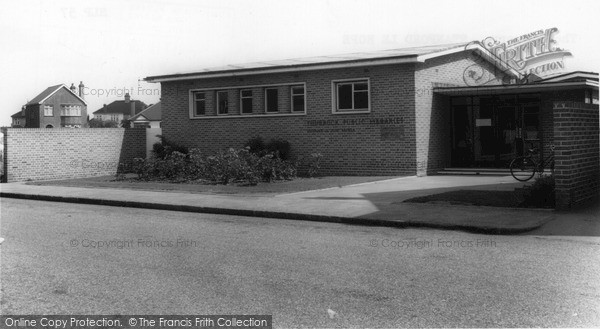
top-left (331, 78), bottom-right (371, 114)
top-left (216, 91), bottom-right (229, 115)
top-left (290, 85), bottom-right (306, 113)
top-left (60, 104), bottom-right (82, 117)
top-left (240, 89), bottom-right (253, 114)
top-left (265, 87), bottom-right (279, 113)
top-left (192, 91), bottom-right (206, 116)
top-left (188, 82), bottom-right (306, 119)
top-left (43, 104), bottom-right (54, 117)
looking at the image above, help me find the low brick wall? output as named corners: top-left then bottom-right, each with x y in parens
top-left (553, 102), bottom-right (600, 209)
top-left (1, 128), bottom-right (146, 182)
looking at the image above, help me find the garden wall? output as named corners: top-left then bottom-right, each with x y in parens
top-left (1, 128), bottom-right (146, 182)
top-left (553, 101), bottom-right (600, 209)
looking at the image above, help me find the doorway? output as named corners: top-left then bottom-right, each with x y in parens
top-left (451, 95), bottom-right (540, 168)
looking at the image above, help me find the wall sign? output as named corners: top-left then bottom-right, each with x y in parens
top-left (476, 119), bottom-right (492, 127)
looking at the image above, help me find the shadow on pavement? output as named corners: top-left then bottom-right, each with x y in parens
top-left (522, 193), bottom-right (600, 237)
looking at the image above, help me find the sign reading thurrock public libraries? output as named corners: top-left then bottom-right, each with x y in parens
top-left (482, 27), bottom-right (572, 77)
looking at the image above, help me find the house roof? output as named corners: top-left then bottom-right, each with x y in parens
top-left (145, 42), bottom-right (521, 82)
top-left (11, 110), bottom-right (25, 118)
top-left (26, 84), bottom-right (87, 106)
top-left (130, 102), bottom-right (161, 121)
top-left (93, 100), bottom-right (148, 115)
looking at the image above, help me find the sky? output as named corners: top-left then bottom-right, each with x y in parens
top-left (1, 0), bottom-right (599, 126)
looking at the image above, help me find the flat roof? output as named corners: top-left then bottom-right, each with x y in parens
top-left (145, 42), bottom-right (520, 82)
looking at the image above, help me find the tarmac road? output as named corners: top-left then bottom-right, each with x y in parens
top-left (1, 198), bottom-right (599, 327)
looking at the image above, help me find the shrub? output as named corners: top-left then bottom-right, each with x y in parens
top-left (266, 139), bottom-right (291, 160)
top-left (204, 148), bottom-right (258, 185)
top-left (307, 153), bottom-right (323, 177)
top-left (244, 136), bottom-right (266, 155)
top-left (244, 136), bottom-right (292, 160)
top-left (520, 175), bottom-right (555, 208)
top-left (153, 135), bottom-right (189, 159)
top-left (132, 146), bottom-right (298, 185)
top-left (88, 118), bottom-right (119, 128)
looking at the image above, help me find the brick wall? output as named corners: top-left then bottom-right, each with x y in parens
top-left (161, 64), bottom-right (416, 176)
top-left (414, 50), bottom-right (510, 175)
top-left (1, 128), bottom-right (146, 182)
top-left (553, 102), bottom-right (600, 209)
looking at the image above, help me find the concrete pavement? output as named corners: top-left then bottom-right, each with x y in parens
top-left (0, 175), bottom-right (557, 234)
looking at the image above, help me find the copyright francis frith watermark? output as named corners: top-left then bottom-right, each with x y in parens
top-left (69, 237), bottom-right (200, 249)
top-left (463, 27), bottom-right (572, 86)
top-left (369, 238), bottom-right (497, 249)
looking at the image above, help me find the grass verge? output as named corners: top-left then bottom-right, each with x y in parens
top-left (27, 175), bottom-right (400, 195)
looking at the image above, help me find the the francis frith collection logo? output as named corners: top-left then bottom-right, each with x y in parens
top-left (464, 27), bottom-right (572, 86)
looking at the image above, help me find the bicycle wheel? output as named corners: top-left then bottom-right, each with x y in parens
top-left (510, 157), bottom-right (537, 182)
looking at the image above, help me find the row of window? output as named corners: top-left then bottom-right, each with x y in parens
top-left (192, 85), bottom-right (306, 117)
top-left (43, 104), bottom-right (82, 117)
top-left (189, 79), bottom-right (370, 118)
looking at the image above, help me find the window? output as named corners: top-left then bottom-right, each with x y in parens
top-left (43, 105), bottom-right (53, 116)
top-left (193, 92), bottom-right (206, 116)
top-left (333, 79), bottom-right (370, 113)
top-left (291, 86), bottom-right (305, 112)
top-left (60, 104), bottom-right (81, 116)
top-left (110, 114), bottom-right (120, 122)
top-left (240, 89), bottom-right (253, 114)
top-left (265, 88), bottom-right (278, 113)
top-left (217, 91), bottom-right (228, 115)
top-left (585, 90), bottom-right (591, 104)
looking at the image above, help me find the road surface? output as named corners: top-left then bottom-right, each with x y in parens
top-left (1, 198), bottom-right (599, 327)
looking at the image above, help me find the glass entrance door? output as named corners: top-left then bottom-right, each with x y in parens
top-left (475, 104), bottom-right (519, 167)
top-left (450, 95), bottom-right (540, 168)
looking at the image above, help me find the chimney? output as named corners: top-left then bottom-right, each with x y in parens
top-left (124, 93), bottom-right (131, 103)
top-left (130, 100), bottom-right (136, 117)
top-left (78, 81), bottom-right (85, 99)
top-left (70, 83), bottom-right (77, 94)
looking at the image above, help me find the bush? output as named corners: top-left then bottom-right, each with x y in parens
top-left (244, 136), bottom-right (291, 160)
top-left (266, 139), bottom-right (291, 160)
top-left (88, 118), bottom-right (119, 128)
top-left (152, 135), bottom-right (189, 159)
top-left (307, 153), bottom-right (323, 177)
top-left (520, 175), bottom-right (555, 208)
top-left (244, 136), bottom-right (266, 155)
top-left (133, 147), bottom-right (297, 185)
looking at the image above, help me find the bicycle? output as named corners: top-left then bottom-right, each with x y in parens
top-left (509, 145), bottom-right (555, 182)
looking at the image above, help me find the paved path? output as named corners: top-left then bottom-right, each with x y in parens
top-left (1, 176), bottom-right (555, 234)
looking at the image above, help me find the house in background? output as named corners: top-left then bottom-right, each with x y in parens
top-left (92, 93), bottom-right (147, 126)
top-left (24, 82), bottom-right (87, 128)
top-left (11, 106), bottom-right (26, 127)
top-left (129, 102), bottom-right (161, 128)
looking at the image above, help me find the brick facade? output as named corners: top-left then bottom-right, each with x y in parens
top-left (160, 50), bottom-right (508, 176)
top-left (414, 51), bottom-right (509, 175)
top-left (1, 128), bottom-right (146, 182)
top-left (161, 64), bottom-right (416, 175)
top-left (552, 102), bottom-right (600, 209)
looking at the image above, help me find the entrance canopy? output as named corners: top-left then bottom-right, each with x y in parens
top-left (434, 79), bottom-right (598, 96)
top-left (435, 72), bottom-right (598, 169)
